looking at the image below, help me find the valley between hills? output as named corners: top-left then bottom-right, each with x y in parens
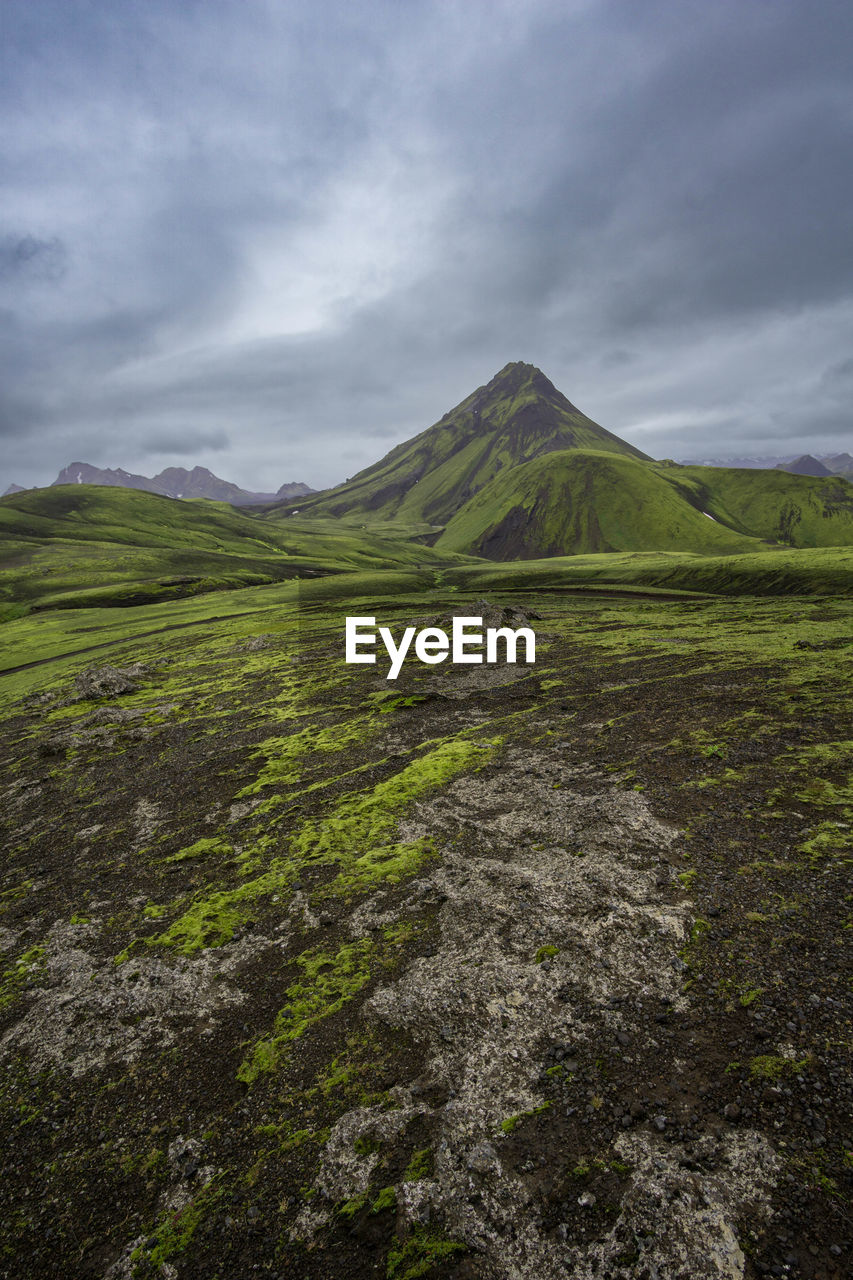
top-left (0, 363), bottom-right (851, 1280)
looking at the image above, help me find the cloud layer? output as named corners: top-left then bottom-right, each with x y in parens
top-left (3, 0), bottom-right (852, 489)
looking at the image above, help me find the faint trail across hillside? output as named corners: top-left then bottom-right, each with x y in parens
top-left (0, 587), bottom-right (703, 678)
top-left (0, 607), bottom-right (275, 676)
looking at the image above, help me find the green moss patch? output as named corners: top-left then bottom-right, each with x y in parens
top-left (237, 924), bottom-right (412, 1084)
top-left (130, 1177), bottom-right (224, 1272)
top-left (386, 1226), bottom-right (468, 1279)
top-left (137, 729), bottom-right (499, 956)
top-left (0, 945), bottom-right (46, 1011)
top-left (748, 1054), bottom-right (810, 1080)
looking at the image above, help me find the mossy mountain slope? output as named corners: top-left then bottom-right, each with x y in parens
top-left (438, 452), bottom-right (760, 557)
top-left (438, 452), bottom-right (853, 559)
top-left (671, 465), bottom-right (853, 547)
top-left (270, 362), bottom-right (649, 525)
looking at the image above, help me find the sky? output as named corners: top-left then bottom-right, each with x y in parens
top-left (2, 0), bottom-right (852, 492)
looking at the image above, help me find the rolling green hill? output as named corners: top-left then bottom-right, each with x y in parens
top-left (0, 483), bottom-right (295, 552)
top-left (268, 361), bottom-right (649, 525)
top-left (667, 464), bottom-right (853, 546)
top-left (3, 369), bottom-right (851, 622)
top-left (436, 450), bottom-right (853, 559)
top-left (0, 485), bottom-right (470, 617)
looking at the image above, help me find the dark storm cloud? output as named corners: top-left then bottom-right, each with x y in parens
top-left (0, 235), bottom-right (66, 283)
top-left (1, 0), bottom-right (851, 491)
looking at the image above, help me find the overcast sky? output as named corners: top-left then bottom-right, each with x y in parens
top-left (2, 0), bottom-right (852, 491)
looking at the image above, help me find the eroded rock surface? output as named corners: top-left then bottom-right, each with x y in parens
top-left (1, 920), bottom-right (270, 1076)
top-left (293, 755), bottom-right (767, 1278)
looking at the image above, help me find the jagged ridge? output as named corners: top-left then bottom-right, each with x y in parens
top-left (48, 463), bottom-right (312, 506)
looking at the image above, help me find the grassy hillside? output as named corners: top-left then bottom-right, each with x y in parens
top-left (0, 486), bottom-right (471, 618)
top-left (438, 450), bottom-right (761, 556)
top-left (3, 464), bottom-right (850, 628)
top-left (3, 547), bottom-right (850, 706)
top-left (445, 545), bottom-right (853, 597)
top-left (438, 451), bottom-right (853, 559)
top-left (267, 362), bottom-right (649, 525)
top-left (668, 464), bottom-right (853, 546)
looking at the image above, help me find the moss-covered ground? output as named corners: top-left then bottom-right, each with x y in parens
top-left (0, 574), bottom-right (851, 1279)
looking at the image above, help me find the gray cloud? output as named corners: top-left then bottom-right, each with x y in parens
top-left (0, 235), bottom-right (66, 282)
top-left (822, 357), bottom-right (853, 387)
top-left (141, 428), bottom-right (230, 456)
top-left (1, 0), bottom-right (852, 493)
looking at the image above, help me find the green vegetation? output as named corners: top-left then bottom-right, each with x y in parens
top-left (236, 716), bottom-right (379, 794)
top-left (499, 1102), bottom-right (551, 1134)
top-left (237, 925), bottom-right (412, 1084)
top-left (1, 362), bottom-right (851, 1279)
top-left (130, 1177), bottom-right (224, 1273)
top-left (386, 1226), bottom-right (467, 1279)
top-left (0, 482), bottom-right (471, 619)
top-left (440, 449), bottom-right (760, 557)
top-left (0, 945), bottom-right (45, 1011)
top-left (403, 1148), bottom-right (433, 1182)
top-left (673, 464), bottom-right (853, 547)
top-left (297, 733), bottom-right (500, 898)
top-left (748, 1054), bottom-right (810, 1080)
top-left (439, 450), bottom-right (853, 559)
top-left (138, 728), bottom-right (500, 957)
top-left (370, 1185), bottom-right (397, 1213)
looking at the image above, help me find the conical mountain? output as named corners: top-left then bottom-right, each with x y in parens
top-left (282, 362), bottom-right (649, 525)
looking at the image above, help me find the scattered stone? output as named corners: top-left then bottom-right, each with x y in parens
top-left (236, 635), bottom-right (276, 652)
top-left (467, 1142), bottom-right (500, 1175)
top-left (74, 663), bottom-right (148, 699)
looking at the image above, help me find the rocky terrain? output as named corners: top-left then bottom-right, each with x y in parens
top-left (1, 589), bottom-right (850, 1279)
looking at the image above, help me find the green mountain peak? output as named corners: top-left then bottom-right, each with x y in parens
top-left (285, 362), bottom-right (648, 524)
top-left (476, 360), bottom-right (567, 399)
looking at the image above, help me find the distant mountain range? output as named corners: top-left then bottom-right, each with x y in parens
top-left (773, 453), bottom-right (853, 478)
top-left (2, 464), bottom-right (313, 505)
top-left (681, 452), bottom-right (853, 478)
